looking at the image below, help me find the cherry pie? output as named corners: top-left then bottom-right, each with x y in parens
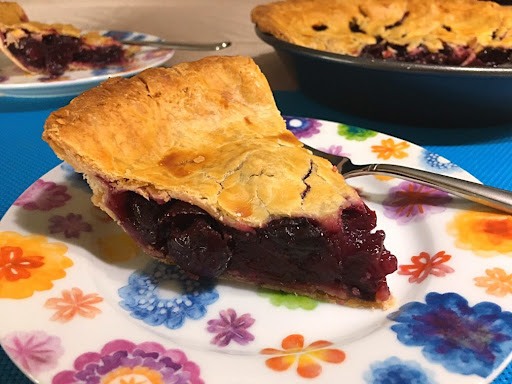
top-left (0, 1), bottom-right (131, 77)
top-left (252, 0), bottom-right (512, 67)
top-left (43, 56), bottom-right (397, 308)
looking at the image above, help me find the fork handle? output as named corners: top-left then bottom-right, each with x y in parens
top-left (120, 40), bottom-right (231, 51)
top-left (345, 164), bottom-right (512, 214)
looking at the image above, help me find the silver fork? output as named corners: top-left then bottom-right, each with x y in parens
top-left (302, 143), bottom-right (512, 214)
top-left (120, 40), bottom-right (231, 51)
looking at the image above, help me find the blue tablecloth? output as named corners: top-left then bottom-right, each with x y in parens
top-left (0, 91), bottom-right (511, 383)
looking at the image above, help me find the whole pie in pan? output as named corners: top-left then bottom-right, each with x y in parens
top-left (0, 1), bottom-right (131, 77)
top-left (252, 0), bottom-right (512, 67)
top-left (43, 56), bottom-right (397, 309)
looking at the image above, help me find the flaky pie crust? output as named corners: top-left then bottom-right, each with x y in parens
top-left (43, 56), bottom-right (360, 229)
top-left (252, 0), bottom-right (512, 56)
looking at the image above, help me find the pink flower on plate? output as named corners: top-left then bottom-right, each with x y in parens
top-left (382, 181), bottom-right (452, 224)
top-left (48, 213), bottom-right (92, 238)
top-left (2, 330), bottom-right (64, 375)
top-left (207, 308), bottom-right (255, 347)
top-left (14, 179), bottom-right (71, 211)
top-left (318, 145), bottom-right (350, 157)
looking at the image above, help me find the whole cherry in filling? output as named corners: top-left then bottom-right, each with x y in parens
top-left (107, 191), bottom-right (396, 303)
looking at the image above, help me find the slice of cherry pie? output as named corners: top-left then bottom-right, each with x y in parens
top-left (0, 1), bottom-right (131, 77)
top-left (43, 56), bottom-right (397, 309)
top-left (252, 0), bottom-right (512, 67)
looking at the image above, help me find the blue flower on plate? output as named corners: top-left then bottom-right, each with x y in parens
top-left (118, 262), bottom-right (219, 329)
top-left (103, 30), bottom-right (133, 41)
top-left (283, 116), bottom-right (322, 139)
top-left (60, 163), bottom-right (90, 193)
top-left (388, 292), bottom-right (512, 378)
top-left (364, 356), bottom-right (435, 384)
top-left (91, 66), bottom-right (126, 77)
top-left (421, 150), bottom-right (459, 172)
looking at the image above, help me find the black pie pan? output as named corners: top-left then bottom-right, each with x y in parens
top-left (255, 27), bottom-right (512, 128)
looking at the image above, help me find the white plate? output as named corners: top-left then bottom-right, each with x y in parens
top-left (0, 30), bottom-right (174, 98)
top-left (0, 117), bottom-right (511, 384)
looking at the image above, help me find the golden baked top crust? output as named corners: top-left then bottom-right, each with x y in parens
top-left (251, 0), bottom-right (512, 55)
top-left (43, 56), bottom-right (360, 229)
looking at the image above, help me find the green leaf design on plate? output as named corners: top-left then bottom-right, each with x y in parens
top-left (258, 289), bottom-right (318, 310)
top-left (337, 123), bottom-right (378, 141)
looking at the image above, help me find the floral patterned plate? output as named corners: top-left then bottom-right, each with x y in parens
top-left (0, 30), bottom-right (174, 98)
top-left (0, 117), bottom-right (511, 384)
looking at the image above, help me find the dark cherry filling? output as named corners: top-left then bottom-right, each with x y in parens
top-left (107, 190), bottom-right (397, 303)
top-left (73, 44), bottom-right (125, 67)
top-left (7, 31), bottom-right (125, 76)
top-left (359, 41), bottom-right (512, 67)
top-left (306, 17), bottom-right (512, 67)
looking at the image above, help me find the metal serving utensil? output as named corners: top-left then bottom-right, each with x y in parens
top-left (302, 143), bottom-right (512, 214)
top-left (120, 40), bottom-right (231, 51)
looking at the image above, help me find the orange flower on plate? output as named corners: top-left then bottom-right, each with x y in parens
top-left (371, 138), bottom-right (410, 160)
top-left (0, 232), bottom-right (72, 299)
top-left (44, 287), bottom-right (104, 322)
top-left (0, 246), bottom-right (44, 281)
top-left (474, 268), bottom-right (512, 297)
top-left (398, 251), bottom-right (454, 283)
top-left (447, 211), bottom-right (512, 257)
top-left (261, 334), bottom-right (345, 378)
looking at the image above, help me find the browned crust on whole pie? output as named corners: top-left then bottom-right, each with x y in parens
top-left (251, 0), bottom-right (512, 56)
